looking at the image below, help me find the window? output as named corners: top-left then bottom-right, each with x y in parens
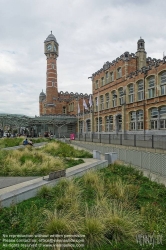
top-left (105, 93), bottom-right (109, 109)
top-left (79, 121), bottom-right (83, 133)
top-left (117, 67), bottom-right (122, 79)
top-left (52, 81), bottom-right (54, 87)
top-left (69, 103), bottom-right (74, 112)
top-left (99, 117), bottom-right (102, 132)
top-left (96, 117), bottom-right (102, 132)
top-left (110, 72), bottom-right (114, 82)
top-left (67, 124), bottom-right (74, 133)
top-left (119, 88), bottom-right (124, 105)
top-left (137, 110), bottom-right (143, 130)
top-left (150, 108), bottom-right (158, 129)
top-left (105, 115), bottom-right (113, 132)
top-left (52, 63), bottom-right (55, 69)
top-left (101, 77), bottom-right (104, 86)
top-left (95, 97), bottom-right (98, 112)
top-left (148, 76), bottom-right (155, 98)
top-left (96, 118), bottom-right (98, 132)
top-left (160, 106), bottom-right (166, 129)
top-left (62, 106), bottom-right (66, 114)
top-left (130, 111), bottom-right (136, 130)
top-left (128, 84), bottom-right (134, 103)
top-left (86, 120), bottom-right (91, 132)
top-left (160, 72), bottom-right (166, 95)
top-left (100, 95), bottom-right (104, 110)
top-left (112, 91), bottom-right (117, 107)
top-left (106, 72), bottom-right (109, 84)
top-left (117, 115), bottom-right (122, 131)
top-left (137, 80), bottom-right (144, 101)
top-left (95, 80), bottom-right (99, 89)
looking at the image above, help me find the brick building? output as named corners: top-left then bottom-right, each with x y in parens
top-left (39, 34), bottom-right (166, 136)
top-left (91, 38), bottom-right (166, 135)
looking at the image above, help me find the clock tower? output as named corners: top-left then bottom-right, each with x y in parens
top-left (44, 31), bottom-right (59, 114)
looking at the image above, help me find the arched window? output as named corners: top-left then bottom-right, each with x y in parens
top-left (105, 93), bottom-right (109, 109)
top-left (137, 80), bottom-right (144, 101)
top-left (128, 84), bottom-right (134, 103)
top-left (160, 72), bottom-right (166, 95)
top-left (150, 108), bottom-right (158, 129)
top-left (130, 111), bottom-right (136, 130)
top-left (105, 115), bottom-right (113, 132)
top-left (148, 76), bottom-right (155, 98)
top-left (86, 119), bottom-right (91, 132)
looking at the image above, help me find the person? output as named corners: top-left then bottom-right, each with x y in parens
top-left (28, 139), bottom-right (33, 146)
top-left (23, 138), bottom-right (28, 145)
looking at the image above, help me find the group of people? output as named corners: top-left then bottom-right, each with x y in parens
top-left (23, 138), bottom-right (33, 146)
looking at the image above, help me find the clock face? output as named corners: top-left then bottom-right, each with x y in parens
top-left (54, 45), bottom-right (56, 52)
top-left (47, 44), bottom-right (52, 51)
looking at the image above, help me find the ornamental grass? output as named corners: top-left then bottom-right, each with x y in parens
top-left (0, 147), bottom-right (64, 176)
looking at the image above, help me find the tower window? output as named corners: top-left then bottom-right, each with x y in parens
top-left (63, 106), bottom-right (66, 114)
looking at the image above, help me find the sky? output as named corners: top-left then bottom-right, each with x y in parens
top-left (0, 0), bottom-right (166, 116)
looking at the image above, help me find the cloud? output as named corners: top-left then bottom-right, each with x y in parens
top-left (0, 0), bottom-right (166, 116)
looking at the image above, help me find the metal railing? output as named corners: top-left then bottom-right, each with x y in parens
top-left (76, 133), bottom-right (166, 150)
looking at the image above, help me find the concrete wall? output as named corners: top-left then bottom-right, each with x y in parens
top-left (0, 160), bottom-right (108, 208)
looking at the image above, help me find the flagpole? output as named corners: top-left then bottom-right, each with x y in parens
top-left (98, 91), bottom-right (99, 139)
top-left (83, 99), bottom-right (84, 135)
top-left (77, 99), bottom-right (79, 139)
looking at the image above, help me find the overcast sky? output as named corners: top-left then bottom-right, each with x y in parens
top-left (0, 0), bottom-right (166, 116)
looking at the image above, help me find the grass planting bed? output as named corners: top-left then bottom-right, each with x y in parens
top-left (0, 140), bottom-right (92, 176)
top-left (0, 164), bottom-right (166, 249)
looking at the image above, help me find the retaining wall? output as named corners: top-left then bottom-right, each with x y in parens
top-left (0, 160), bottom-right (108, 208)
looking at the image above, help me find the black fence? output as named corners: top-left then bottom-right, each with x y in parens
top-left (75, 133), bottom-right (166, 150)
